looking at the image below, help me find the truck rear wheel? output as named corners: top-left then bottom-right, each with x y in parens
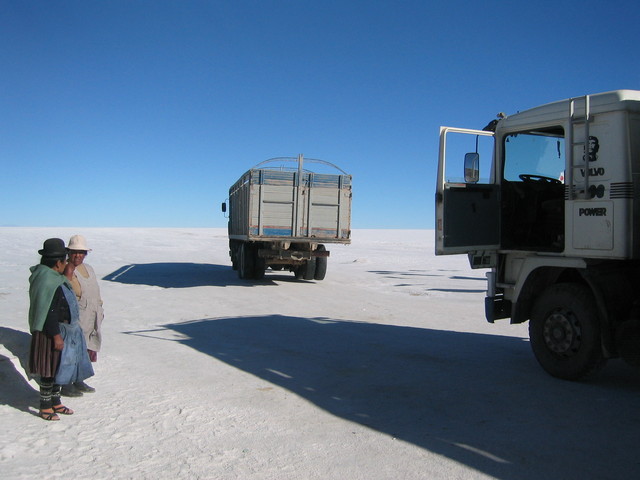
top-left (253, 254), bottom-right (265, 280)
top-left (529, 283), bottom-right (606, 380)
top-left (314, 245), bottom-right (327, 280)
top-left (303, 257), bottom-right (316, 280)
top-left (293, 259), bottom-right (316, 280)
top-left (238, 243), bottom-right (254, 279)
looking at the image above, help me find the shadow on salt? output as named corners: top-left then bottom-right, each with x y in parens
top-left (101, 263), bottom-right (305, 288)
top-left (124, 314), bottom-right (640, 480)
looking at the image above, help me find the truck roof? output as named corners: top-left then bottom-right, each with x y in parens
top-left (499, 89), bottom-right (640, 130)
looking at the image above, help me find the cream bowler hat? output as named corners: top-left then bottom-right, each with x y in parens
top-left (67, 234), bottom-right (92, 252)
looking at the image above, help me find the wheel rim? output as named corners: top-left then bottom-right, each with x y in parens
top-left (543, 309), bottom-right (581, 356)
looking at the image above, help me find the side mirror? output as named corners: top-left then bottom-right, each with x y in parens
top-left (464, 152), bottom-right (480, 183)
top-left (221, 202), bottom-right (227, 213)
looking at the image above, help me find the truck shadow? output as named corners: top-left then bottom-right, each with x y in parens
top-left (103, 263), bottom-right (287, 288)
top-left (155, 314), bottom-right (640, 480)
top-left (368, 270), bottom-right (487, 293)
top-left (0, 327), bottom-right (39, 414)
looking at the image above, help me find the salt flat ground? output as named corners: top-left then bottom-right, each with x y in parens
top-left (1, 228), bottom-right (639, 480)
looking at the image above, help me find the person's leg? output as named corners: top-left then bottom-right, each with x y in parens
top-left (73, 350), bottom-right (96, 392)
top-left (39, 377), bottom-right (59, 421)
top-left (51, 384), bottom-right (74, 415)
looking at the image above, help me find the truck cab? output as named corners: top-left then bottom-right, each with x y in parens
top-left (436, 90), bottom-right (640, 379)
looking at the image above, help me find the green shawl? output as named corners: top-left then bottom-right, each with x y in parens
top-left (28, 264), bottom-right (68, 333)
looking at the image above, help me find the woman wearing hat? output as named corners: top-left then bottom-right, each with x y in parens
top-left (28, 238), bottom-right (94, 420)
top-left (63, 234), bottom-right (104, 396)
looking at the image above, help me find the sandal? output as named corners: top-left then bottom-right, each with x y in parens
top-left (39, 409), bottom-right (60, 421)
top-left (53, 405), bottom-right (74, 415)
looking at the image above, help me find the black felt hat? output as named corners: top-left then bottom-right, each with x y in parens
top-left (38, 238), bottom-right (67, 258)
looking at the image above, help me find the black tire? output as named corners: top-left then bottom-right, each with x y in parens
top-left (314, 245), bottom-right (327, 280)
top-left (253, 253), bottom-right (266, 280)
top-left (294, 265), bottom-right (305, 280)
top-left (229, 241), bottom-right (238, 270)
top-left (303, 257), bottom-right (316, 280)
top-left (238, 243), bottom-right (254, 280)
top-left (529, 283), bottom-right (606, 380)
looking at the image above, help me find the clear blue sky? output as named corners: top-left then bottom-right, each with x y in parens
top-left (2, 1), bottom-right (638, 228)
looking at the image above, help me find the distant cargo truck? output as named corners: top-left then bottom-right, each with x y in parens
top-left (222, 155), bottom-right (352, 280)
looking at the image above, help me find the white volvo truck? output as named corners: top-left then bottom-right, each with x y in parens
top-left (436, 90), bottom-right (640, 380)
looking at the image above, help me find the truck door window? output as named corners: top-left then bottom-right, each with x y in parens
top-left (444, 132), bottom-right (494, 184)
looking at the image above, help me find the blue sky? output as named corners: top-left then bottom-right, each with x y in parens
top-left (2, 1), bottom-right (639, 228)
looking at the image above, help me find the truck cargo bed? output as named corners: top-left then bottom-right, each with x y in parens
top-left (227, 157), bottom-right (351, 244)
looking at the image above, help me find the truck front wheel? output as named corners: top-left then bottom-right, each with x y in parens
top-left (230, 241), bottom-right (239, 270)
top-left (529, 283), bottom-right (606, 380)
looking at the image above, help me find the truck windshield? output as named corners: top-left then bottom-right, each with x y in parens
top-left (503, 132), bottom-right (565, 182)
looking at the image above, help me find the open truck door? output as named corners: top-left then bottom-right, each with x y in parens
top-left (435, 127), bottom-right (499, 263)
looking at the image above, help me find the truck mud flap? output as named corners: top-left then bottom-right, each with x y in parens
top-left (485, 295), bottom-right (511, 323)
